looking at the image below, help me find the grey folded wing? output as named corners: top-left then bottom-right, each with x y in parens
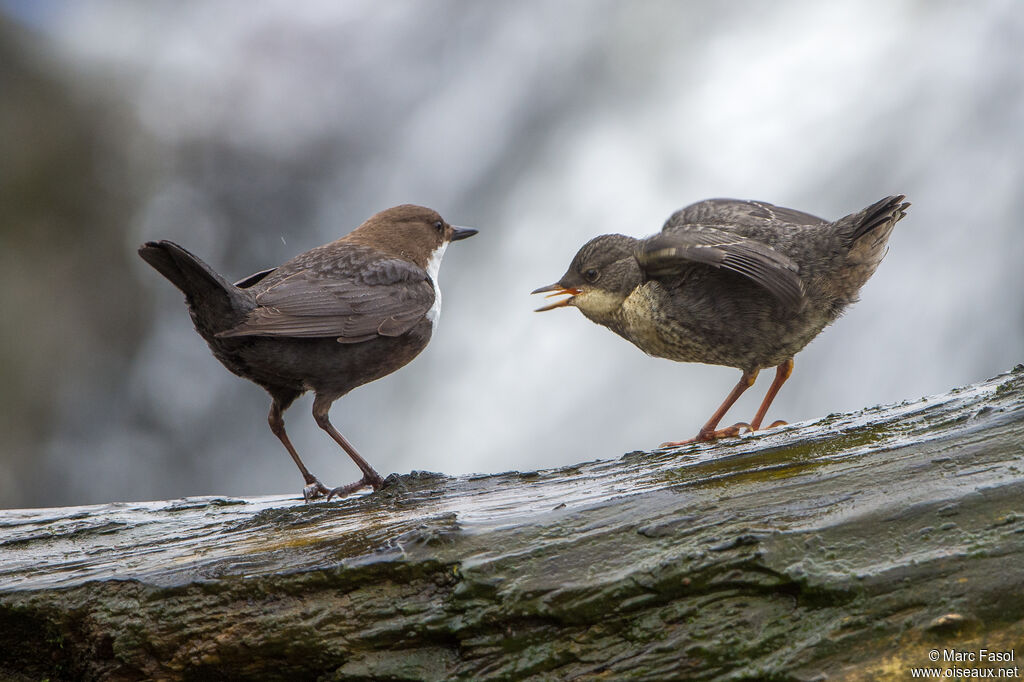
top-left (637, 226), bottom-right (805, 310)
top-left (217, 258), bottom-right (435, 343)
top-left (666, 198), bottom-right (827, 230)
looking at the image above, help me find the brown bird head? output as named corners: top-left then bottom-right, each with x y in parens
top-left (344, 204), bottom-right (476, 269)
top-left (532, 234), bottom-right (642, 321)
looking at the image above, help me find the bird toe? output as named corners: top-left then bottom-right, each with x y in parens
top-left (302, 479), bottom-right (330, 502)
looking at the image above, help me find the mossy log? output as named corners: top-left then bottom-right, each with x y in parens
top-left (2, 366), bottom-right (1024, 681)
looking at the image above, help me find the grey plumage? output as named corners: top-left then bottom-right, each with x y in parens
top-left (534, 195), bottom-right (909, 443)
top-left (639, 227), bottom-right (804, 310)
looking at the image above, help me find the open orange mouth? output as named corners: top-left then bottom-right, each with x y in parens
top-left (531, 283), bottom-right (581, 312)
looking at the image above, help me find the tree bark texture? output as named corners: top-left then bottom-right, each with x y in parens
top-left (2, 366), bottom-right (1023, 681)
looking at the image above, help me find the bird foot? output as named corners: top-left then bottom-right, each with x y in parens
top-left (302, 479), bottom-right (331, 502)
top-left (325, 473), bottom-right (384, 502)
top-left (365, 470), bottom-right (385, 490)
top-left (661, 422), bottom-right (752, 448)
top-left (766, 420), bottom-right (788, 429)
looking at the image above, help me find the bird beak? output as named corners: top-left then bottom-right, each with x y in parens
top-left (531, 283), bottom-right (581, 312)
top-left (450, 226), bottom-right (478, 241)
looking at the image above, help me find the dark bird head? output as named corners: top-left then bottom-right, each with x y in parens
top-left (343, 204), bottom-right (477, 270)
top-left (532, 234), bottom-right (642, 321)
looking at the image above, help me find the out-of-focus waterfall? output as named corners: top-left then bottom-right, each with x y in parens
top-left (2, 1), bottom-right (1022, 507)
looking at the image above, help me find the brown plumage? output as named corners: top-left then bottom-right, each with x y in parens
top-left (533, 195), bottom-right (908, 445)
top-left (140, 204), bottom-right (476, 500)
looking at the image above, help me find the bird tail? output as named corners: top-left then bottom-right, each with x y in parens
top-left (840, 195), bottom-right (910, 246)
top-left (840, 194), bottom-right (909, 265)
top-left (138, 240), bottom-right (244, 327)
top-left (828, 195), bottom-right (909, 296)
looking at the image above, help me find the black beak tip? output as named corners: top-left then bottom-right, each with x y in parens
top-left (451, 226), bottom-right (478, 242)
top-left (531, 283), bottom-right (561, 295)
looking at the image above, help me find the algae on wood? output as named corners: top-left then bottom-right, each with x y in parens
top-left (2, 366), bottom-right (1023, 681)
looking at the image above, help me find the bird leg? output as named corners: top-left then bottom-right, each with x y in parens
top-left (312, 394), bottom-right (386, 501)
top-left (268, 399), bottom-right (330, 501)
top-left (662, 369), bottom-right (759, 447)
top-left (748, 357), bottom-right (794, 431)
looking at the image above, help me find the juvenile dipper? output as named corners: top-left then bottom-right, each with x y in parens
top-left (533, 195), bottom-right (908, 445)
top-left (139, 204), bottom-right (476, 500)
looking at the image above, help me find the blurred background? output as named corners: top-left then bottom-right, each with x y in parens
top-left (1, 1), bottom-right (1022, 509)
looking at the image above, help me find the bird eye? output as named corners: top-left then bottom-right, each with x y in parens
top-left (583, 268), bottom-right (599, 283)
top-left (433, 220), bottom-right (444, 232)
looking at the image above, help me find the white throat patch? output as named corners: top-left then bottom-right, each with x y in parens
top-left (425, 242), bottom-right (448, 324)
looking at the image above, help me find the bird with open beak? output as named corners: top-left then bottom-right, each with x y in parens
top-left (533, 195), bottom-right (908, 446)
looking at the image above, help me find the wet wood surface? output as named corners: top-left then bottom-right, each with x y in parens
top-left (2, 366), bottom-right (1023, 681)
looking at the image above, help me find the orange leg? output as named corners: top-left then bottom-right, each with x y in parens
top-left (748, 357), bottom-right (794, 431)
top-left (662, 369), bottom-right (759, 447)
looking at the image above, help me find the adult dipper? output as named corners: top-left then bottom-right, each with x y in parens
top-left (532, 195), bottom-right (908, 445)
top-left (139, 204), bottom-right (477, 500)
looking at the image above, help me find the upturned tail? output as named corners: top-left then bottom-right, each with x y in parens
top-left (831, 195), bottom-right (909, 295)
top-left (839, 194), bottom-right (909, 248)
top-left (138, 240), bottom-right (245, 329)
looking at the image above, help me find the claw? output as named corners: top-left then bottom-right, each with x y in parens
top-left (661, 418), bottom-right (791, 448)
top-left (716, 422), bottom-right (751, 438)
top-left (326, 476), bottom-right (374, 501)
top-left (302, 479), bottom-right (330, 502)
top-left (661, 421), bottom-right (752, 448)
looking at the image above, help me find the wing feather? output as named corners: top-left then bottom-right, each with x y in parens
top-left (666, 199), bottom-right (827, 229)
top-left (638, 226), bottom-right (805, 309)
top-left (217, 257), bottom-right (434, 341)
